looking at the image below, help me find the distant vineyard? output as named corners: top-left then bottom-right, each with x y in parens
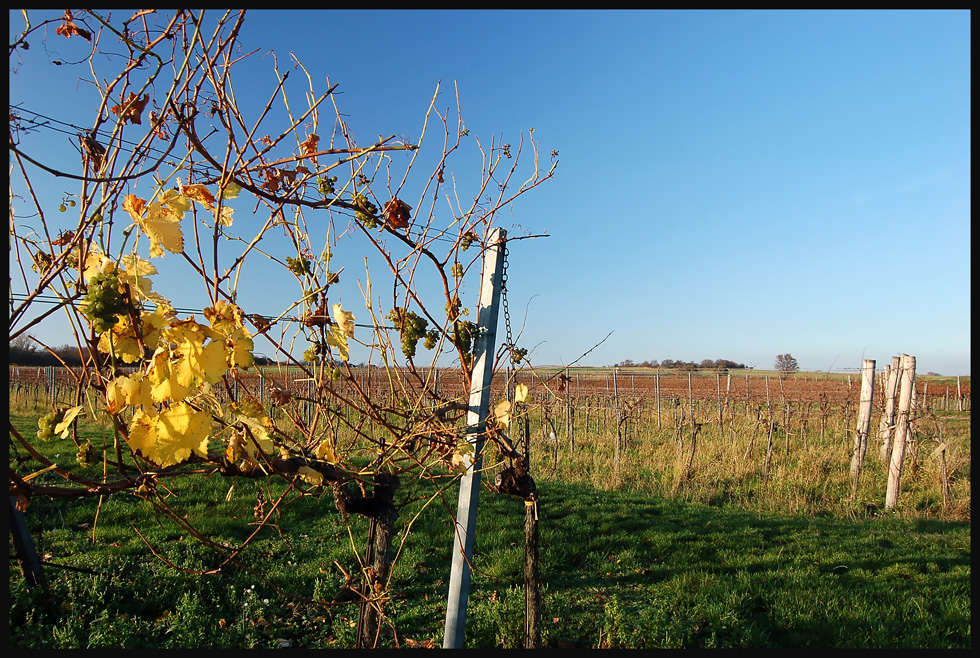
top-left (10, 365), bottom-right (970, 414)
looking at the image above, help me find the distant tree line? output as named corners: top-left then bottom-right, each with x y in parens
top-left (610, 358), bottom-right (749, 371)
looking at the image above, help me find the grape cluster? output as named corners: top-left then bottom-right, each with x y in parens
top-left (36, 409), bottom-right (65, 442)
top-left (387, 308), bottom-right (429, 359)
top-left (318, 175), bottom-right (338, 196)
top-left (354, 194), bottom-right (379, 229)
top-left (286, 255), bottom-right (312, 276)
top-left (453, 320), bottom-right (477, 358)
top-left (82, 270), bottom-right (127, 335)
top-left (76, 441), bottom-right (95, 468)
top-left (460, 231), bottom-right (478, 252)
top-left (510, 346), bottom-right (528, 364)
top-left (303, 341), bottom-right (324, 364)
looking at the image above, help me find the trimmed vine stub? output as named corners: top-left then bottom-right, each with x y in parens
top-left (9, 9), bottom-right (556, 645)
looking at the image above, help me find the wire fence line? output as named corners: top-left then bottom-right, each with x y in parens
top-left (9, 364), bottom-right (970, 416)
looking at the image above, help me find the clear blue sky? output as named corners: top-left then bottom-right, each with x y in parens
top-left (9, 10), bottom-right (971, 375)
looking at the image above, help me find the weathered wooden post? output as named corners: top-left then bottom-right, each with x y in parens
top-left (655, 371), bottom-right (661, 430)
top-left (849, 359), bottom-right (876, 499)
top-left (878, 356), bottom-right (901, 465)
top-left (443, 228), bottom-right (506, 649)
top-left (885, 354), bottom-right (916, 510)
top-left (613, 367), bottom-right (622, 476)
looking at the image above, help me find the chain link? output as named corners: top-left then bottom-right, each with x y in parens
top-left (500, 240), bottom-right (514, 353)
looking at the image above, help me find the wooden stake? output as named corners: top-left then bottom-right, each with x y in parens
top-left (850, 359), bottom-right (876, 499)
top-left (885, 354), bottom-right (916, 510)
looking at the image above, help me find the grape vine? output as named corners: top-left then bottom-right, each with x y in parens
top-left (8, 8), bottom-right (557, 649)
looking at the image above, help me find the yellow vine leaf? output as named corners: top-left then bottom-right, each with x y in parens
top-left (515, 383), bottom-right (529, 404)
top-left (333, 302), bottom-right (356, 336)
top-left (174, 338), bottom-right (228, 388)
top-left (204, 300), bottom-right (245, 337)
top-left (237, 415), bottom-right (275, 460)
top-left (316, 436), bottom-right (338, 464)
top-left (297, 466), bottom-right (324, 486)
top-left (106, 373), bottom-right (154, 413)
top-left (219, 181), bottom-right (242, 200)
top-left (161, 319), bottom-right (227, 388)
top-left (127, 408), bottom-right (159, 461)
top-left (124, 195), bottom-right (184, 257)
top-left (153, 401), bottom-right (211, 467)
top-left (494, 399), bottom-right (512, 427)
top-left (226, 429), bottom-right (246, 463)
top-left (226, 327), bottom-right (255, 370)
top-left (104, 377), bottom-right (129, 415)
top-left (229, 397), bottom-right (275, 460)
top-left (450, 442), bottom-right (475, 474)
top-left (159, 188), bottom-right (191, 217)
top-left (179, 181), bottom-right (235, 226)
top-left (118, 254), bottom-right (171, 307)
top-left (215, 205), bottom-right (235, 227)
top-left (82, 249), bottom-right (116, 283)
top-left (323, 302), bottom-right (355, 362)
top-left (53, 405), bottom-right (84, 438)
top-left (98, 308), bottom-right (172, 363)
top-left (148, 346), bottom-right (190, 403)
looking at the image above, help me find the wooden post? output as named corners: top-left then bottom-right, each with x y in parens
top-left (9, 497), bottom-right (46, 588)
top-left (523, 489), bottom-right (541, 648)
top-left (443, 228), bottom-right (506, 649)
top-left (878, 356), bottom-right (901, 465)
top-left (655, 371), bottom-right (661, 430)
top-left (885, 354), bottom-right (916, 510)
top-left (850, 359), bottom-right (876, 500)
top-left (716, 372), bottom-right (723, 429)
top-left (613, 368), bottom-right (622, 476)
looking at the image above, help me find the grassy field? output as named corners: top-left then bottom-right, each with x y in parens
top-left (8, 376), bottom-right (972, 648)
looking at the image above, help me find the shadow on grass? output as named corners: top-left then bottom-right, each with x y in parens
top-left (485, 480), bottom-right (971, 648)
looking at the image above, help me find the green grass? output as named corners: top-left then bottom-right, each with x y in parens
top-left (8, 397), bottom-right (972, 648)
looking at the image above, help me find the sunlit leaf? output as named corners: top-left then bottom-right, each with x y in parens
top-left (125, 194), bottom-right (184, 257)
top-left (82, 249), bottom-right (115, 284)
top-left (514, 383), bottom-right (529, 404)
top-left (159, 189), bottom-right (191, 217)
top-left (53, 406), bottom-right (84, 437)
top-left (450, 442), bottom-right (475, 474)
top-left (297, 466), bottom-right (324, 486)
top-left (237, 415), bottom-right (275, 460)
top-left (215, 205), bottom-right (235, 227)
top-left (333, 303), bottom-right (355, 337)
top-left (178, 183), bottom-right (217, 207)
top-left (127, 408), bottom-right (159, 462)
top-left (204, 300), bottom-right (244, 336)
top-left (154, 401), bottom-right (211, 467)
top-left (219, 181), bottom-right (242, 200)
top-left (494, 399), bottom-right (512, 427)
top-left (226, 327), bottom-right (255, 370)
top-left (316, 436), bottom-right (338, 464)
top-left (148, 346), bottom-right (189, 403)
top-left (173, 337), bottom-right (227, 388)
top-left (323, 302), bottom-right (355, 362)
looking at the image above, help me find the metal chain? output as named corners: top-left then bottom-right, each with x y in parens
top-left (500, 240), bottom-right (514, 353)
